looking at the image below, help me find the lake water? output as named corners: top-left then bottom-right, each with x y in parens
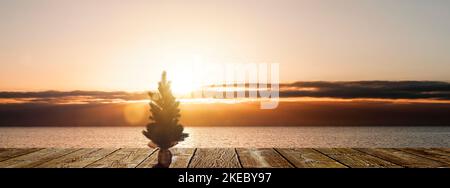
top-left (0, 126), bottom-right (449, 148)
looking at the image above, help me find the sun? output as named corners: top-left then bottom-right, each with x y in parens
top-left (157, 53), bottom-right (219, 96)
top-left (165, 65), bottom-right (201, 96)
top-left (171, 77), bottom-right (197, 95)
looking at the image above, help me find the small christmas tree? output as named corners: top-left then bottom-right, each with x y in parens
top-left (143, 71), bottom-right (188, 167)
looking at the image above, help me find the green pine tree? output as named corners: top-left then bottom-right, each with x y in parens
top-left (142, 71), bottom-right (188, 149)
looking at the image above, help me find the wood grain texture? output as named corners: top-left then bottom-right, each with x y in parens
top-left (1, 148), bottom-right (448, 168)
top-left (356, 148), bottom-right (449, 168)
top-left (86, 148), bottom-right (154, 168)
top-left (397, 148), bottom-right (450, 165)
top-left (437, 148), bottom-right (450, 152)
top-left (275, 148), bottom-right (347, 168)
top-left (237, 148), bottom-right (293, 168)
top-left (0, 148), bottom-right (79, 168)
top-left (428, 148), bottom-right (450, 156)
top-left (170, 148), bottom-right (196, 168)
top-left (0, 148), bottom-right (43, 162)
top-left (137, 148), bottom-right (196, 168)
top-left (316, 148), bottom-right (400, 168)
top-left (189, 148), bottom-right (241, 168)
top-left (36, 148), bottom-right (118, 168)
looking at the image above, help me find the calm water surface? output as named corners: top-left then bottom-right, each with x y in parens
top-left (0, 126), bottom-right (449, 148)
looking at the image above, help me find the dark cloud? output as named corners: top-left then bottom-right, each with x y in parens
top-left (0, 81), bottom-right (449, 104)
top-left (1, 82), bottom-right (450, 127)
top-left (0, 90), bottom-right (147, 100)
top-left (0, 90), bottom-right (148, 104)
top-left (207, 81), bottom-right (450, 100)
top-left (279, 81), bottom-right (450, 100)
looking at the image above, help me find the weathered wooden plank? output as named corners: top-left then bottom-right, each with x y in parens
top-left (356, 148), bottom-right (449, 168)
top-left (36, 148), bottom-right (118, 168)
top-left (0, 148), bottom-right (448, 168)
top-left (86, 148), bottom-right (154, 168)
top-left (428, 148), bottom-right (450, 156)
top-left (316, 148), bottom-right (400, 168)
top-left (275, 148), bottom-right (347, 168)
top-left (436, 148), bottom-right (450, 152)
top-left (170, 148), bottom-right (196, 168)
top-left (188, 148), bottom-right (241, 168)
top-left (236, 148), bottom-right (293, 168)
top-left (0, 148), bottom-right (43, 162)
top-left (0, 148), bottom-right (79, 168)
top-left (137, 148), bottom-right (195, 168)
top-left (135, 149), bottom-right (158, 168)
top-left (397, 148), bottom-right (450, 165)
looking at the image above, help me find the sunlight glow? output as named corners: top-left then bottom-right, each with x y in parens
top-left (162, 55), bottom-right (205, 96)
top-left (123, 103), bottom-right (147, 125)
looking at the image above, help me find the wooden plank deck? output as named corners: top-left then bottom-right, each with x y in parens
top-left (0, 148), bottom-right (448, 168)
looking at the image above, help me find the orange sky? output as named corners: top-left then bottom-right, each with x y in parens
top-left (1, 0), bottom-right (450, 92)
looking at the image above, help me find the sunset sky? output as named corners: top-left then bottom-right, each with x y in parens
top-left (1, 0), bottom-right (450, 127)
top-left (1, 0), bottom-right (450, 92)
